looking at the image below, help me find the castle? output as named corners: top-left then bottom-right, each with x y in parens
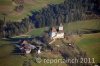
top-left (50, 23), bottom-right (64, 40)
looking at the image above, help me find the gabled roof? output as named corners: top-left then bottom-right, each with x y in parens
top-left (52, 27), bottom-right (57, 32)
top-left (22, 40), bottom-right (28, 44)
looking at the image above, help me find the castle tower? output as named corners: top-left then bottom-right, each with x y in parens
top-left (59, 23), bottom-right (63, 31)
top-left (57, 23), bottom-right (64, 38)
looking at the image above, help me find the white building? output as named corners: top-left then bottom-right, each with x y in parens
top-left (50, 23), bottom-right (64, 39)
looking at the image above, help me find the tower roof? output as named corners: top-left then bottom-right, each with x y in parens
top-left (60, 23), bottom-right (63, 27)
top-left (59, 23), bottom-right (64, 33)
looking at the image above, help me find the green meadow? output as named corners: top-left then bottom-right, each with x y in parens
top-left (75, 33), bottom-right (100, 63)
top-left (64, 19), bottom-right (100, 33)
top-left (0, 0), bottom-right (64, 21)
top-left (26, 28), bottom-right (45, 36)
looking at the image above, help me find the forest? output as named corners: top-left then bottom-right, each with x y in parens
top-left (0, 0), bottom-right (100, 38)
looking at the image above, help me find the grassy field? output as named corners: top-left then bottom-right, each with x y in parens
top-left (75, 33), bottom-right (100, 63)
top-left (12, 28), bottom-right (45, 38)
top-left (63, 19), bottom-right (100, 63)
top-left (26, 28), bottom-right (45, 36)
top-left (64, 19), bottom-right (100, 33)
top-left (0, 0), bottom-right (64, 21)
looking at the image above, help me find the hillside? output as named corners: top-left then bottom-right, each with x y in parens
top-left (24, 19), bottom-right (100, 37)
top-left (0, 33), bottom-right (100, 66)
top-left (75, 33), bottom-right (100, 63)
top-left (0, 0), bottom-right (64, 21)
top-left (0, 0), bottom-right (100, 66)
top-left (0, 39), bottom-right (67, 66)
top-left (0, 0), bottom-right (100, 38)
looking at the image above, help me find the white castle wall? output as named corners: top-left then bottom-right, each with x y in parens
top-left (50, 32), bottom-right (57, 37)
top-left (53, 33), bottom-right (64, 39)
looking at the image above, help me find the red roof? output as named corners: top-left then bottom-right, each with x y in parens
top-left (52, 27), bottom-right (57, 32)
